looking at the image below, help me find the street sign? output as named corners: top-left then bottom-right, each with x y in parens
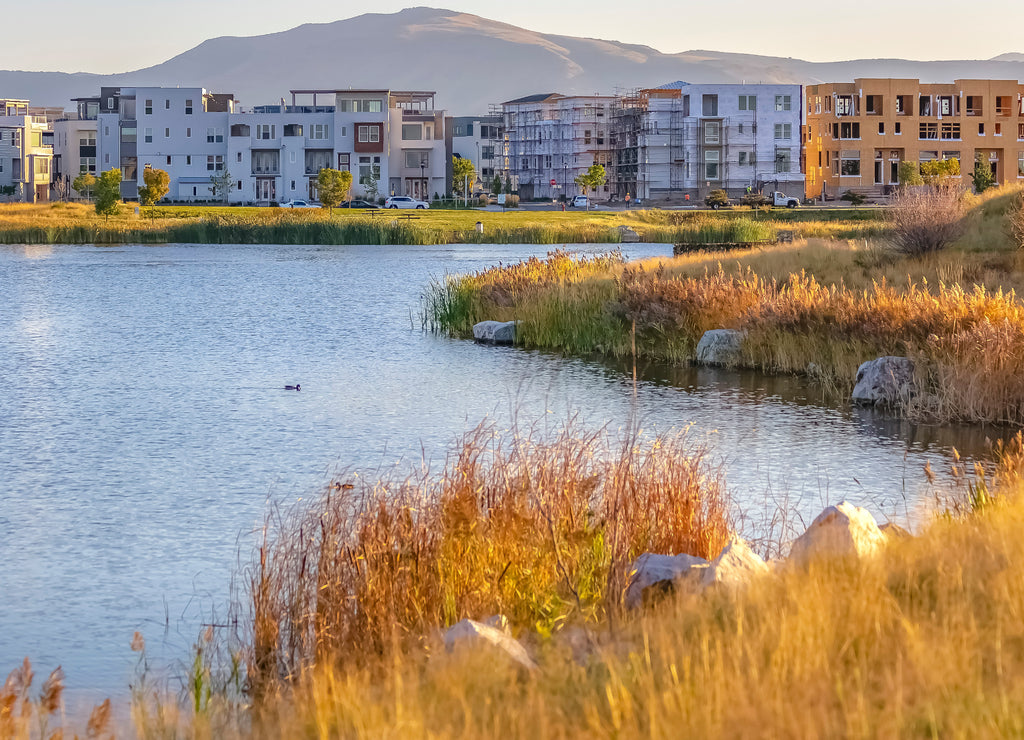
top-left (550, 179), bottom-right (557, 186)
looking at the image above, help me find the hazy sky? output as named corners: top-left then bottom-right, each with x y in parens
top-left (6, 0), bottom-right (1022, 74)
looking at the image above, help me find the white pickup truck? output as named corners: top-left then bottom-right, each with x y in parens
top-left (770, 191), bottom-right (800, 208)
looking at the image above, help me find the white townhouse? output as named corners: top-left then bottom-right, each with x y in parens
top-left (611, 82), bottom-right (805, 202)
top-left (77, 86), bottom-right (449, 204)
top-left (0, 98), bottom-right (54, 202)
top-left (52, 97), bottom-right (99, 197)
top-left (500, 93), bottom-right (616, 201)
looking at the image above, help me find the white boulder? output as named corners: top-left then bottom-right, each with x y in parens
top-left (473, 320), bottom-right (517, 345)
top-left (701, 536), bottom-right (770, 589)
top-left (789, 501), bottom-right (886, 565)
top-left (695, 329), bottom-right (745, 366)
top-left (851, 356), bottom-right (915, 406)
top-left (443, 619), bottom-right (537, 671)
top-left (625, 552), bottom-right (709, 609)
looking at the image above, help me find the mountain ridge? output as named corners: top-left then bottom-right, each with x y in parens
top-left (1, 7), bottom-right (1022, 113)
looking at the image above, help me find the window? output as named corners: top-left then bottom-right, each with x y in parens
top-left (775, 149), bottom-right (791, 173)
top-left (997, 96), bottom-right (1012, 115)
top-left (919, 96), bottom-right (932, 116)
top-left (878, 122), bottom-right (885, 135)
top-left (144, 128), bottom-right (153, 143)
top-left (895, 95), bottom-right (910, 115)
top-left (775, 94), bottom-right (792, 112)
top-left (358, 155), bottom-right (380, 181)
top-left (704, 121), bottom-right (720, 144)
top-left (338, 153), bottom-right (350, 171)
top-left (310, 124), bottom-right (329, 140)
top-left (358, 125), bottom-right (379, 143)
top-left (207, 155), bottom-right (224, 171)
top-left (79, 157), bottom-right (96, 173)
top-left (35, 158), bottom-right (49, 176)
top-left (230, 124), bottom-right (250, 137)
top-left (256, 124), bottom-right (275, 140)
top-left (185, 99), bottom-right (193, 114)
top-left (919, 123), bottom-right (938, 139)
top-left (941, 123), bottom-right (961, 140)
top-left (207, 127), bottom-right (224, 143)
top-left (186, 155), bottom-right (191, 165)
top-left (979, 123), bottom-right (986, 135)
top-left (738, 95), bottom-right (756, 111)
top-left (165, 155), bottom-right (171, 165)
top-left (584, 130), bottom-right (592, 145)
top-left (121, 126), bottom-right (137, 143)
top-left (186, 127), bottom-right (192, 138)
top-left (1019, 123), bottom-right (1024, 140)
top-left (237, 180), bottom-right (243, 190)
top-left (966, 96), bottom-right (983, 116)
top-left (79, 133), bottom-right (96, 147)
top-left (996, 123), bottom-right (1003, 136)
top-left (895, 122), bottom-right (902, 135)
top-left (1019, 151), bottom-right (1024, 177)
top-left (290, 180), bottom-right (295, 191)
top-left (165, 99), bottom-right (170, 110)
top-left (865, 95), bottom-right (883, 115)
top-left (839, 122), bottom-right (860, 139)
top-left (144, 99), bottom-right (152, 115)
top-left (702, 95), bottom-right (718, 116)
top-left (738, 151), bottom-right (747, 165)
top-left (836, 95), bottom-right (853, 116)
top-left (338, 98), bottom-right (383, 113)
top-left (405, 151), bottom-right (429, 168)
top-left (236, 152), bottom-right (242, 163)
top-left (164, 127), bottom-right (170, 138)
top-left (840, 150), bottom-right (861, 176)
top-left (941, 151), bottom-right (961, 166)
top-left (402, 124), bottom-right (422, 141)
top-left (704, 150), bottom-right (719, 179)
top-left (774, 123), bottom-right (792, 140)
top-left (283, 124), bottom-right (303, 137)
top-left (938, 96), bottom-right (954, 116)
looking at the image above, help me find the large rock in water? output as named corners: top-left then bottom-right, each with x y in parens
top-left (789, 501), bottom-right (886, 565)
top-left (443, 619), bottom-right (537, 671)
top-left (701, 537), bottom-right (769, 589)
top-left (851, 356), bottom-right (915, 406)
top-left (695, 329), bottom-right (745, 366)
top-left (625, 552), bottom-right (710, 609)
top-left (473, 320), bottom-right (517, 345)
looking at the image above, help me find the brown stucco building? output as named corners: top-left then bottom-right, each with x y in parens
top-left (803, 79), bottom-right (1024, 199)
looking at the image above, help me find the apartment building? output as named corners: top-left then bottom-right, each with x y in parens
top-left (804, 78), bottom-right (1024, 199)
top-left (500, 93), bottom-right (615, 200)
top-left (610, 82), bottom-right (805, 202)
top-left (0, 98), bottom-right (54, 202)
top-left (449, 115), bottom-right (503, 192)
top-left (71, 86), bottom-right (448, 204)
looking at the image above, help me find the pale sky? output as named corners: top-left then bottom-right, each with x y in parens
top-left (6, 0), bottom-right (1021, 74)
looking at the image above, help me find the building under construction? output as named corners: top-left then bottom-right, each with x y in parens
top-left (610, 82), bottom-right (806, 203)
top-left (493, 93), bottom-right (615, 201)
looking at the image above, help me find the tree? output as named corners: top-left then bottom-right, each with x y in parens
top-left (452, 155), bottom-right (476, 197)
top-left (138, 167), bottom-right (170, 207)
top-left (316, 168), bottom-right (352, 214)
top-left (94, 169), bottom-right (122, 219)
top-left (920, 158), bottom-right (960, 186)
top-left (573, 163), bottom-right (607, 210)
top-left (211, 168), bottom-right (232, 204)
top-left (898, 160), bottom-right (924, 187)
top-left (491, 174), bottom-right (502, 195)
top-left (72, 172), bottom-right (96, 201)
top-left (972, 154), bottom-right (995, 194)
top-left (360, 165), bottom-right (380, 203)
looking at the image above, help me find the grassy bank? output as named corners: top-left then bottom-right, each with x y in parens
top-left (8, 426), bottom-right (1024, 738)
top-left (427, 186), bottom-right (1024, 424)
top-left (0, 201), bottom-right (884, 245)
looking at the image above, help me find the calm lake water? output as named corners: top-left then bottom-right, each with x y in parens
top-left (0, 241), bottom-right (1001, 700)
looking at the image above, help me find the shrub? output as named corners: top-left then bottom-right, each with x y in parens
top-left (503, 194), bottom-right (520, 208)
top-left (705, 189), bottom-right (729, 209)
top-left (887, 183), bottom-right (967, 255)
top-left (840, 190), bottom-right (867, 206)
top-left (1009, 192), bottom-right (1024, 250)
top-left (741, 192), bottom-right (770, 208)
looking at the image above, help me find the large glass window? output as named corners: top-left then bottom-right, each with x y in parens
top-left (704, 150), bottom-right (719, 179)
top-left (840, 150), bottom-right (861, 176)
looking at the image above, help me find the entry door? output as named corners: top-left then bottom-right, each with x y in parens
top-left (257, 178), bottom-right (276, 202)
top-left (874, 160), bottom-right (883, 185)
top-left (889, 161), bottom-right (899, 184)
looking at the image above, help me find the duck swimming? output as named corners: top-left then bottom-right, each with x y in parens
top-left (285, 384), bottom-right (300, 391)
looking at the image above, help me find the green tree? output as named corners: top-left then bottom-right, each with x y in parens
top-left (972, 154), bottom-right (996, 193)
top-left (491, 174), bottom-right (502, 195)
top-left (138, 167), bottom-right (170, 207)
top-left (316, 168), bottom-right (352, 214)
top-left (452, 155), bottom-right (476, 197)
top-left (920, 158), bottom-right (961, 186)
top-left (94, 169), bottom-right (122, 219)
top-left (360, 165), bottom-right (380, 202)
top-left (574, 164), bottom-right (606, 210)
top-left (898, 161), bottom-right (924, 187)
top-left (211, 168), bottom-right (232, 203)
top-left (72, 172), bottom-right (96, 201)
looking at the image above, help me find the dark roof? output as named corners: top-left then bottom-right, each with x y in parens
top-left (502, 93), bottom-right (563, 105)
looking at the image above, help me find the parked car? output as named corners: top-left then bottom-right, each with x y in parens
top-left (280, 199), bottom-right (318, 208)
top-left (570, 195), bottom-right (589, 208)
top-left (337, 200), bottom-right (380, 209)
top-left (384, 196), bottom-right (429, 210)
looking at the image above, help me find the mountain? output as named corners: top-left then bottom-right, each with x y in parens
top-left (2, 7), bottom-right (1024, 114)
